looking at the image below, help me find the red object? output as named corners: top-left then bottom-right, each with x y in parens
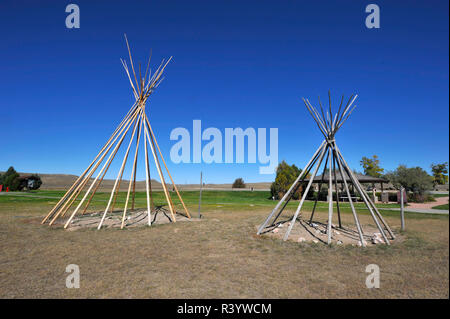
top-left (397, 189), bottom-right (407, 204)
top-left (6, 187), bottom-right (9, 192)
top-left (0, 185), bottom-right (2, 192)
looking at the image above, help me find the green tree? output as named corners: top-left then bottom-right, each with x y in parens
top-left (360, 155), bottom-right (384, 177)
top-left (431, 162), bottom-right (448, 186)
top-left (232, 178), bottom-right (246, 189)
top-left (385, 165), bottom-right (433, 196)
top-left (270, 161), bottom-right (303, 200)
top-left (0, 166), bottom-right (20, 191)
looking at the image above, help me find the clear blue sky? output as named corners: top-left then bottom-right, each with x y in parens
top-left (0, 0), bottom-right (448, 184)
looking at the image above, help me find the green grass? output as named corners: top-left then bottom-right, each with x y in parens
top-left (432, 204), bottom-right (449, 210)
top-left (2, 190), bottom-right (448, 224)
top-left (431, 193), bottom-right (450, 198)
top-left (0, 189), bottom-right (402, 211)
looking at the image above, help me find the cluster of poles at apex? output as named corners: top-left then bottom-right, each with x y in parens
top-left (257, 92), bottom-right (395, 247)
top-left (41, 35), bottom-right (190, 230)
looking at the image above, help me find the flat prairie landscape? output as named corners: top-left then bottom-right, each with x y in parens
top-left (0, 190), bottom-right (448, 298)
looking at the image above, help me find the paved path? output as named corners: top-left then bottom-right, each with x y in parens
top-left (407, 196), bottom-right (449, 210)
top-left (378, 195), bottom-right (448, 215)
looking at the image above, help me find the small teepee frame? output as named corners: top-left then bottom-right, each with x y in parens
top-left (41, 35), bottom-right (190, 229)
top-left (257, 92), bottom-right (395, 246)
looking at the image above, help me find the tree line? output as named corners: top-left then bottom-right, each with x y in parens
top-left (269, 156), bottom-right (448, 203)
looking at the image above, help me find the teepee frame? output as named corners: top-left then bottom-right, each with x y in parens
top-left (257, 92), bottom-right (395, 246)
top-left (41, 35), bottom-right (190, 229)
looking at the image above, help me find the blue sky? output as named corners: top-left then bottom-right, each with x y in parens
top-left (0, 0), bottom-right (448, 184)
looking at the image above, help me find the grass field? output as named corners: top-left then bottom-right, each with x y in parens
top-left (431, 193), bottom-right (450, 198)
top-left (433, 204), bottom-right (449, 210)
top-left (0, 190), bottom-right (448, 298)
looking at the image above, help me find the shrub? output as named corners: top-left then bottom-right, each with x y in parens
top-left (17, 174), bottom-right (42, 191)
top-left (232, 178), bottom-right (246, 189)
top-left (0, 166), bottom-right (20, 191)
top-left (384, 165), bottom-right (433, 196)
top-left (270, 161), bottom-right (303, 200)
top-left (407, 193), bottom-right (436, 203)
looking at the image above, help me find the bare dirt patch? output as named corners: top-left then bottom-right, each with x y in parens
top-left (46, 207), bottom-right (202, 230)
top-left (260, 218), bottom-right (403, 246)
top-left (1, 198), bottom-right (448, 298)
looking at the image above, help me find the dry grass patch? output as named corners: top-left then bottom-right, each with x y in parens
top-left (0, 198), bottom-right (448, 298)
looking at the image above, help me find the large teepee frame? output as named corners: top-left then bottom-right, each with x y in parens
top-left (41, 35), bottom-right (190, 229)
top-left (257, 92), bottom-right (395, 246)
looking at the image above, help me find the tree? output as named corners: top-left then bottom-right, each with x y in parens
top-left (0, 166), bottom-right (20, 191)
top-left (360, 155), bottom-right (384, 177)
top-left (385, 165), bottom-right (433, 196)
top-left (431, 162), bottom-right (448, 186)
top-left (270, 161), bottom-right (303, 200)
top-left (232, 178), bottom-right (246, 189)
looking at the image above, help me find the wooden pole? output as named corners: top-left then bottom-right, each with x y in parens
top-left (121, 118), bottom-right (143, 229)
top-left (145, 120), bottom-right (156, 213)
top-left (131, 116), bottom-right (141, 210)
top-left (317, 96), bottom-right (329, 132)
top-left (97, 110), bottom-right (141, 229)
top-left (41, 103), bottom-right (138, 224)
top-left (142, 115), bottom-right (176, 222)
top-left (335, 145), bottom-right (395, 240)
top-left (124, 34), bottom-right (140, 95)
top-left (109, 114), bottom-right (140, 213)
top-left (143, 111), bottom-right (152, 225)
top-left (332, 153), bottom-right (342, 228)
top-left (309, 149), bottom-right (330, 223)
top-left (145, 117), bottom-right (191, 218)
top-left (257, 141), bottom-right (326, 234)
top-left (304, 99), bottom-right (328, 137)
top-left (332, 95), bottom-right (344, 132)
top-left (121, 59), bottom-right (139, 100)
top-left (303, 99), bottom-right (328, 138)
top-left (63, 109), bottom-right (140, 229)
top-left (270, 145), bottom-right (324, 227)
top-left (81, 153), bottom-right (116, 215)
top-left (198, 171), bottom-right (203, 218)
top-left (335, 95), bottom-right (357, 129)
top-left (334, 145), bottom-right (390, 245)
top-left (49, 108), bottom-right (140, 226)
top-left (327, 147), bottom-right (333, 244)
top-left (57, 184), bottom-right (85, 219)
top-left (331, 146), bottom-right (366, 246)
top-left (82, 115), bottom-right (141, 215)
top-left (283, 144), bottom-right (328, 241)
top-left (328, 90), bottom-right (332, 128)
top-left (400, 187), bottom-right (405, 231)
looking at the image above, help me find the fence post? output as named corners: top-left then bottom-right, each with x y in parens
top-left (400, 187), bottom-right (405, 231)
top-left (198, 171), bottom-right (203, 218)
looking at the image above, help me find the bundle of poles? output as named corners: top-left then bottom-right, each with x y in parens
top-left (257, 91), bottom-right (395, 247)
top-left (41, 35), bottom-right (190, 229)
